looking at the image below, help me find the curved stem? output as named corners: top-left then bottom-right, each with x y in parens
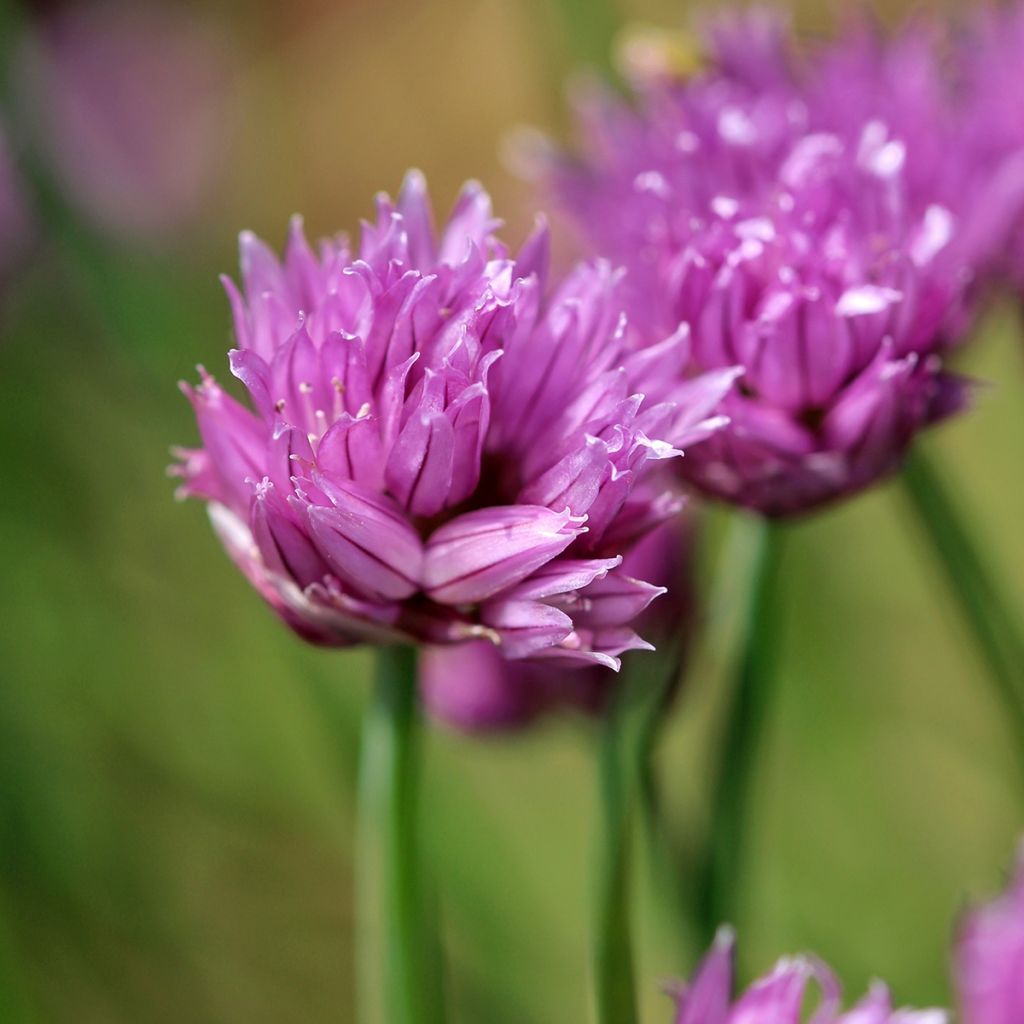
top-left (357, 646), bottom-right (442, 1024)
top-left (696, 517), bottom-right (785, 946)
top-left (591, 646), bottom-right (682, 1024)
top-left (901, 446), bottom-right (1024, 758)
top-left (634, 633), bottom-right (693, 957)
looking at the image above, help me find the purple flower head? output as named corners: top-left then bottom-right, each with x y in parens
top-left (173, 173), bottom-right (733, 668)
top-left (420, 516), bottom-right (694, 731)
top-left (662, 126), bottom-right (972, 516)
top-left (802, 8), bottom-right (1024, 302)
top-left (955, 845), bottom-right (1024, 1024)
top-left (669, 928), bottom-right (946, 1024)
top-left (954, 1), bottom-right (1024, 291)
top-left (550, 16), bottom-right (973, 517)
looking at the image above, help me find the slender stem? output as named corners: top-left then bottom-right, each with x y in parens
top-left (0, 890), bottom-right (33, 1024)
top-left (550, 0), bottom-right (620, 76)
top-left (592, 681), bottom-right (639, 1024)
top-left (357, 646), bottom-right (441, 1024)
top-left (591, 646), bottom-right (681, 1024)
top-left (901, 446), bottom-right (1024, 755)
top-left (696, 517), bottom-right (785, 946)
top-left (634, 627), bottom-right (693, 956)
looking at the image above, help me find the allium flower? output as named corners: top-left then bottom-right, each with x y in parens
top-left (802, 8), bottom-right (1024, 302)
top-left (953, 1), bottom-right (1024, 291)
top-left (420, 517), bottom-right (693, 731)
top-left (21, 0), bottom-right (234, 244)
top-left (549, 14), bottom-right (974, 516)
top-left (669, 928), bottom-right (945, 1024)
top-left (172, 174), bottom-right (733, 667)
top-left (955, 845), bottom-right (1024, 1024)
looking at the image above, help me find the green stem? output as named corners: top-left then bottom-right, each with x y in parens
top-left (550, 0), bottom-right (620, 76)
top-left (356, 646), bottom-right (441, 1024)
top-left (592, 684), bottom-right (639, 1024)
top-left (591, 647), bottom-right (680, 1024)
top-left (696, 517), bottom-right (785, 946)
top-left (901, 446), bottom-right (1024, 754)
top-left (634, 631), bottom-right (693, 958)
top-left (0, 889), bottom-right (33, 1024)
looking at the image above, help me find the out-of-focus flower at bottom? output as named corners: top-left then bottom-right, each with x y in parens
top-left (956, 845), bottom-right (1024, 1024)
top-left (420, 517), bottom-right (694, 732)
top-left (669, 928), bottom-right (945, 1024)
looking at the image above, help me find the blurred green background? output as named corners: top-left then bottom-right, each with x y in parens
top-left (1, 0), bottom-right (1022, 1021)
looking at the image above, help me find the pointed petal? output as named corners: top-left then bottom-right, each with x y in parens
top-left (302, 477), bottom-right (423, 601)
top-left (424, 506), bottom-right (586, 605)
top-left (480, 599), bottom-right (575, 659)
top-left (673, 927), bottom-right (734, 1024)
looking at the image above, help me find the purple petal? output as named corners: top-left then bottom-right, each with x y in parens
top-left (424, 506), bottom-right (586, 605)
top-left (397, 169), bottom-right (437, 270)
top-left (267, 420), bottom-right (314, 497)
top-left (519, 435), bottom-right (610, 515)
top-left (386, 369), bottom-right (456, 517)
top-left (480, 599), bottom-right (575, 659)
top-left (317, 411), bottom-right (385, 491)
top-left (955, 848), bottom-right (1024, 1024)
top-left (438, 180), bottom-right (499, 264)
top-left (251, 479), bottom-right (329, 589)
top-left (446, 381), bottom-right (492, 508)
top-left (301, 477), bottom-right (423, 602)
top-left (180, 371), bottom-right (267, 514)
top-left (570, 568), bottom-right (667, 629)
top-left (516, 215), bottom-right (551, 287)
top-left (729, 957), bottom-right (815, 1024)
top-left (673, 927), bottom-right (734, 1024)
top-left (420, 641), bottom-right (541, 731)
top-left (228, 347), bottom-right (274, 419)
top-left (501, 556), bottom-right (622, 601)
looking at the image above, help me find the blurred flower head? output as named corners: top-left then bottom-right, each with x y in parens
top-left (954, 0), bottom-right (1024, 292)
top-left (21, 0), bottom-right (235, 245)
top-left (547, 11), bottom-right (976, 517)
top-left (420, 516), bottom-right (693, 731)
top-left (173, 173), bottom-right (733, 668)
top-left (670, 927), bottom-right (945, 1024)
top-left (956, 845), bottom-right (1024, 1024)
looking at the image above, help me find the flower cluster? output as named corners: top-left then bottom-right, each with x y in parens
top-left (548, 8), bottom-right (1023, 516)
top-left (173, 173), bottom-right (733, 668)
top-left (672, 846), bottom-right (1024, 1024)
top-left (669, 928), bottom-right (944, 1024)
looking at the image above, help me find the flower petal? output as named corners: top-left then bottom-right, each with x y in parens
top-left (424, 506), bottom-right (586, 605)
